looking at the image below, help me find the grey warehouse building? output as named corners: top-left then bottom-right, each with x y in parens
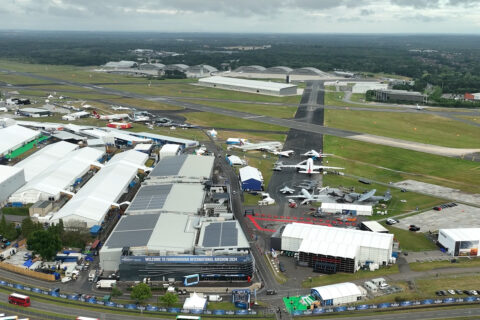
top-left (100, 214), bottom-right (254, 281)
top-left (145, 154), bottom-right (214, 184)
top-left (374, 89), bottom-right (428, 104)
top-left (198, 76), bottom-right (297, 96)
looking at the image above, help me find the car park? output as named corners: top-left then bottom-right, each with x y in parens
top-left (455, 290), bottom-right (463, 294)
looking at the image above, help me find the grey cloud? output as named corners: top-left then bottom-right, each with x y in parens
top-left (361, 9), bottom-right (374, 16)
top-left (390, 0), bottom-right (441, 8)
top-left (402, 13), bottom-right (447, 22)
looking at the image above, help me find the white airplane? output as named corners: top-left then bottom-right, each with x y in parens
top-left (92, 110), bottom-right (129, 121)
top-left (277, 158), bottom-right (344, 174)
top-left (287, 188), bottom-right (327, 205)
top-left (258, 193), bottom-right (275, 205)
top-left (111, 105), bottom-right (132, 111)
top-left (272, 150), bottom-right (295, 158)
top-left (233, 141), bottom-right (283, 152)
top-left (302, 150), bottom-right (333, 158)
top-left (279, 186), bottom-right (295, 194)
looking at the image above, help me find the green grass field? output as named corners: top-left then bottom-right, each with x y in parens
top-left (108, 97), bottom-right (183, 110)
top-left (325, 109), bottom-right (480, 148)
top-left (323, 136), bottom-right (480, 194)
top-left (0, 72), bottom-right (51, 85)
top-left (409, 257), bottom-right (480, 272)
top-left (302, 265), bottom-right (399, 288)
top-left (180, 100), bottom-right (298, 118)
top-left (105, 83), bottom-right (301, 104)
top-left (182, 112), bottom-right (288, 132)
top-left (384, 225), bottom-right (437, 252)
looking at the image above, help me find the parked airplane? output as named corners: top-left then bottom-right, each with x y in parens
top-left (258, 193), bottom-right (275, 206)
top-left (233, 141), bottom-right (283, 152)
top-left (106, 122), bottom-right (132, 129)
top-left (111, 105), bottom-right (132, 111)
top-left (277, 158), bottom-right (344, 174)
top-left (302, 150), bottom-right (333, 159)
top-left (287, 187), bottom-right (329, 205)
top-left (92, 110), bottom-right (129, 120)
top-left (341, 189), bottom-right (392, 203)
top-left (272, 150), bottom-right (295, 157)
top-left (279, 186), bottom-right (295, 194)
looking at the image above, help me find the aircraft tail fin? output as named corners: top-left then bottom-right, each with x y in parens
top-left (384, 189), bottom-right (392, 201)
top-left (92, 110), bottom-right (100, 119)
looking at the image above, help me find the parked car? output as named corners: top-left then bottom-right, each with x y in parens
top-left (447, 289), bottom-right (455, 295)
top-left (455, 290), bottom-right (463, 295)
top-left (266, 289), bottom-right (277, 295)
top-left (433, 206), bottom-right (442, 211)
top-left (278, 262), bottom-right (286, 272)
top-left (386, 218), bottom-right (398, 225)
top-left (409, 225), bottom-right (420, 232)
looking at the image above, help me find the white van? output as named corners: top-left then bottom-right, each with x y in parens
top-left (88, 270), bottom-right (96, 282)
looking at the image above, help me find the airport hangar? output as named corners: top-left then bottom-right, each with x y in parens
top-left (100, 154), bottom-right (255, 281)
top-left (438, 228), bottom-right (480, 257)
top-left (198, 76), bottom-right (297, 96)
top-left (272, 224), bottom-right (394, 273)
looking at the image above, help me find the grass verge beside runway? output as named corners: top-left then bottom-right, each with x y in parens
top-left (323, 136), bottom-right (480, 194)
top-left (302, 265), bottom-right (399, 288)
top-left (179, 100), bottom-right (298, 119)
top-left (182, 112), bottom-right (289, 132)
top-left (105, 83), bottom-right (301, 104)
top-left (325, 109), bottom-right (480, 148)
top-left (409, 258), bottom-right (480, 272)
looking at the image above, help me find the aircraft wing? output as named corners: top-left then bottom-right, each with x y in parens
top-left (312, 165), bottom-right (344, 170)
top-left (358, 189), bottom-right (376, 202)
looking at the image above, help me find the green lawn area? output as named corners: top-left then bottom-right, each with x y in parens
top-left (0, 72), bottom-right (52, 85)
top-left (349, 93), bottom-right (366, 103)
top-left (302, 265), bottom-right (399, 288)
top-left (325, 109), bottom-right (480, 148)
top-left (458, 115), bottom-right (480, 123)
top-left (182, 112), bottom-right (288, 132)
top-left (384, 225), bottom-right (437, 252)
top-left (323, 136), bottom-right (480, 194)
top-left (216, 130), bottom-right (286, 142)
top-left (206, 301), bottom-right (239, 310)
top-left (322, 174), bottom-right (445, 218)
top-left (5, 135), bottom-right (50, 159)
top-left (180, 100), bottom-right (298, 118)
top-left (108, 97), bottom-right (183, 111)
top-left (409, 257), bottom-right (480, 271)
top-left (105, 83), bottom-right (301, 104)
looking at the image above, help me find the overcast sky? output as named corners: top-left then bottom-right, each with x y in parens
top-left (1, 0), bottom-right (479, 33)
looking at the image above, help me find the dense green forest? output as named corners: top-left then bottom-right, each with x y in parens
top-left (1, 31), bottom-right (479, 93)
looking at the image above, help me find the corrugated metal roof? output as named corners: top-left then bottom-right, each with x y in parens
top-left (312, 282), bottom-right (362, 300)
top-left (126, 183), bottom-right (204, 215)
top-left (439, 228), bottom-right (480, 242)
top-left (199, 76), bottom-right (296, 91)
top-left (149, 155), bottom-right (214, 182)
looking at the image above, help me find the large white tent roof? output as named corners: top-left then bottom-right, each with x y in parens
top-left (283, 223), bottom-right (393, 257)
top-left (312, 282), bottom-right (362, 300)
top-left (10, 147), bottom-right (104, 203)
top-left (0, 124), bottom-right (40, 157)
top-left (239, 166), bottom-right (263, 182)
top-left (183, 292), bottom-right (207, 310)
top-left (14, 141), bottom-right (79, 181)
top-left (51, 150), bottom-right (148, 227)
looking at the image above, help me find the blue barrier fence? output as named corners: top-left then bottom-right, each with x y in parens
top-left (1, 279), bottom-right (479, 317)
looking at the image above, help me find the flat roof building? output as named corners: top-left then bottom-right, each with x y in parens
top-left (125, 183), bottom-right (205, 216)
top-left (146, 154), bottom-right (214, 184)
top-left (281, 224), bottom-right (394, 273)
top-left (374, 89), bottom-right (427, 104)
top-left (198, 76), bottom-right (297, 96)
top-left (438, 228), bottom-right (480, 257)
top-left (18, 107), bottom-right (51, 117)
top-left (104, 61), bottom-right (138, 69)
top-left (129, 132), bottom-right (199, 148)
top-left (321, 203), bottom-right (373, 216)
